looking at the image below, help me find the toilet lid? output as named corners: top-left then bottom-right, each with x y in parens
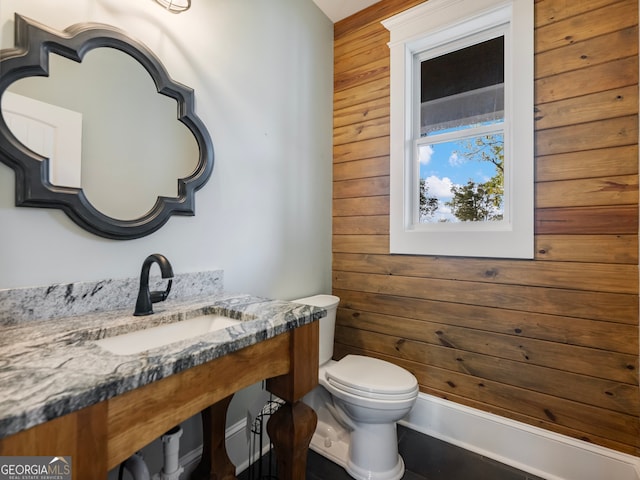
top-left (325, 355), bottom-right (418, 399)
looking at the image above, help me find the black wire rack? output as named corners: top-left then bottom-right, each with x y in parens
top-left (248, 395), bottom-right (284, 480)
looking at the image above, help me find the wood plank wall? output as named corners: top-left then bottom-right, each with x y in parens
top-left (331, 0), bottom-right (640, 455)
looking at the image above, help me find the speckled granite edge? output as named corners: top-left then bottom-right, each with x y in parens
top-left (0, 290), bottom-right (325, 440)
top-left (0, 270), bottom-right (223, 325)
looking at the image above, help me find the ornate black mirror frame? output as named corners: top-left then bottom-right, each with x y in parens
top-left (0, 14), bottom-right (214, 239)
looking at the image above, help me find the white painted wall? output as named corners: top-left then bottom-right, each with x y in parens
top-left (0, 0), bottom-right (333, 472)
top-left (0, 0), bottom-right (333, 300)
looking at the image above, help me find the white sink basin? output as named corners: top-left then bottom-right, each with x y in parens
top-left (94, 314), bottom-right (242, 355)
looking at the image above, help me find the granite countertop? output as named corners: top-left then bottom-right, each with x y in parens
top-left (0, 271), bottom-right (325, 440)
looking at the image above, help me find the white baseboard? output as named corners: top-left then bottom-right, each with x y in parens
top-left (181, 392), bottom-right (640, 480)
top-left (400, 392), bottom-right (640, 480)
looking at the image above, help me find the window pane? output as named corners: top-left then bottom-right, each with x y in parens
top-left (420, 37), bottom-right (504, 137)
top-left (418, 134), bottom-right (504, 223)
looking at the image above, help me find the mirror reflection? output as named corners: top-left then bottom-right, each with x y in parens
top-left (2, 47), bottom-right (199, 220)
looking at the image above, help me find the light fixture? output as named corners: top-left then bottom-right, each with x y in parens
top-left (154, 0), bottom-right (191, 14)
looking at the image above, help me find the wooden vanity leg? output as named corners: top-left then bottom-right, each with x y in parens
top-left (190, 395), bottom-right (236, 480)
top-left (266, 400), bottom-right (317, 480)
top-left (266, 321), bottom-right (320, 479)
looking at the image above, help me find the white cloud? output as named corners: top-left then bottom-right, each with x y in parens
top-left (449, 151), bottom-right (465, 167)
top-left (418, 145), bottom-right (434, 164)
top-left (425, 175), bottom-right (454, 198)
top-left (433, 202), bottom-right (457, 223)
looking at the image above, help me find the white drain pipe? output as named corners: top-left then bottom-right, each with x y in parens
top-left (153, 426), bottom-right (184, 480)
top-left (121, 452), bottom-right (151, 480)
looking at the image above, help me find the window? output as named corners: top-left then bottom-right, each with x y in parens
top-left (383, 0), bottom-right (534, 258)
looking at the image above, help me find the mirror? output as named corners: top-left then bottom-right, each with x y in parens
top-left (6, 48), bottom-right (200, 221)
top-left (0, 14), bottom-right (214, 239)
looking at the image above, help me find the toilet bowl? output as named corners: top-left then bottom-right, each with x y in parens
top-left (293, 295), bottom-right (418, 480)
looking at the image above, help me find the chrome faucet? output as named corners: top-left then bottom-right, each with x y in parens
top-left (134, 253), bottom-right (174, 316)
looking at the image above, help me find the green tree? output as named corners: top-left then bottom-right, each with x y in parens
top-left (446, 180), bottom-right (503, 221)
top-left (447, 135), bottom-right (504, 221)
top-left (419, 178), bottom-right (439, 220)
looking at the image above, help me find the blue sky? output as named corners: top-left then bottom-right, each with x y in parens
top-left (418, 136), bottom-right (502, 222)
top-left (419, 139), bottom-right (499, 193)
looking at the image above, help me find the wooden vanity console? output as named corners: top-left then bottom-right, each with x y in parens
top-left (0, 321), bottom-right (319, 480)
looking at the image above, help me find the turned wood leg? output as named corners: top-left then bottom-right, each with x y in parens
top-left (266, 400), bottom-right (317, 480)
top-left (191, 395), bottom-right (236, 480)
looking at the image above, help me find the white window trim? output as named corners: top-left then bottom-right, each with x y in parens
top-left (383, 0), bottom-right (534, 258)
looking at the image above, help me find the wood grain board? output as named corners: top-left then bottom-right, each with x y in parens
top-left (331, 0), bottom-right (639, 455)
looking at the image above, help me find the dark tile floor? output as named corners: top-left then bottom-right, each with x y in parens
top-left (241, 425), bottom-right (546, 480)
top-left (396, 426), bottom-right (545, 480)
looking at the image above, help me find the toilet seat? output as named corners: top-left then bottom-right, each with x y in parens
top-left (324, 355), bottom-right (418, 401)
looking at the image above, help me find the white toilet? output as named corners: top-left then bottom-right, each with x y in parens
top-left (293, 294), bottom-right (418, 480)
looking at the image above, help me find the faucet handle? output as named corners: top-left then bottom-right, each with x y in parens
top-left (150, 279), bottom-right (173, 303)
top-left (133, 253), bottom-right (174, 316)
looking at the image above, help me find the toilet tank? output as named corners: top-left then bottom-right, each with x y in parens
top-left (292, 294), bottom-right (340, 365)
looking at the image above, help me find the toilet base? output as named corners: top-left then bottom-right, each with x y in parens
top-left (308, 419), bottom-right (405, 480)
